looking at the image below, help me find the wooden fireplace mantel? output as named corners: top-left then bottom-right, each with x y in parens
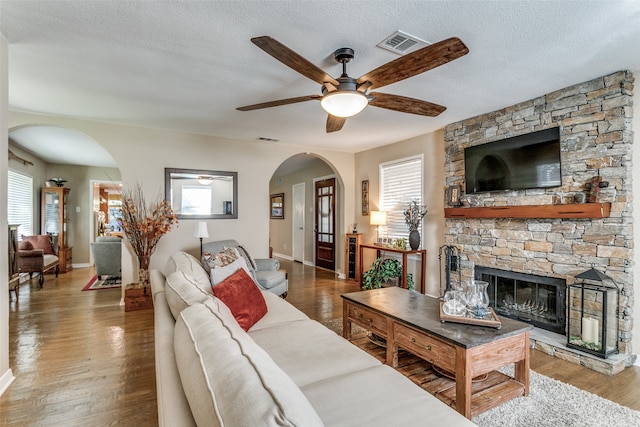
top-left (444, 203), bottom-right (611, 219)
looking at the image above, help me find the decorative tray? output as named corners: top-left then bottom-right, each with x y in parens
top-left (439, 302), bottom-right (502, 329)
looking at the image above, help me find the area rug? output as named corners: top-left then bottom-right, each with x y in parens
top-left (321, 319), bottom-right (640, 427)
top-left (82, 275), bottom-right (122, 291)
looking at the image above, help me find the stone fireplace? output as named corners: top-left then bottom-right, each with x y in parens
top-left (443, 71), bottom-right (635, 375)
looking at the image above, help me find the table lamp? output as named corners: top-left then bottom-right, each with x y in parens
top-left (194, 222), bottom-right (209, 257)
top-left (369, 210), bottom-right (387, 243)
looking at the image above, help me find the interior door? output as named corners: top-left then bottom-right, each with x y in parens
top-left (315, 178), bottom-right (335, 270)
top-left (292, 183), bottom-right (305, 263)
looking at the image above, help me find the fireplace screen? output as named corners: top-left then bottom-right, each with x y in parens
top-left (476, 267), bottom-right (566, 334)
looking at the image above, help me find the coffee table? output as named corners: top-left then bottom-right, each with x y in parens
top-left (342, 287), bottom-right (532, 418)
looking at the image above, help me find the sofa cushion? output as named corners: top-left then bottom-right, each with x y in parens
top-left (300, 365), bottom-right (477, 427)
top-left (250, 291), bottom-right (309, 331)
top-left (22, 235), bottom-right (54, 254)
top-left (249, 319), bottom-right (381, 387)
top-left (255, 269), bottom-right (286, 290)
top-left (174, 300), bottom-right (324, 427)
top-left (165, 271), bottom-right (213, 319)
top-left (212, 268), bottom-right (267, 331)
top-left (164, 251), bottom-right (211, 292)
top-left (209, 256), bottom-right (253, 286)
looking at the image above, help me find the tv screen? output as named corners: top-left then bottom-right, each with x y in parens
top-left (464, 128), bottom-right (561, 194)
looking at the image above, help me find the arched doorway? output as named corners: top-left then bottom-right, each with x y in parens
top-left (269, 153), bottom-right (344, 271)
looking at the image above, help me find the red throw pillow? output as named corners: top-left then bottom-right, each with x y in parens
top-left (18, 240), bottom-right (34, 251)
top-left (22, 235), bottom-right (54, 254)
top-left (212, 268), bottom-right (267, 331)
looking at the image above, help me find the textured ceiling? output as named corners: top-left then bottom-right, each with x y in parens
top-left (2, 1), bottom-right (640, 167)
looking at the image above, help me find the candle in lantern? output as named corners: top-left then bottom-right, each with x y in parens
top-left (582, 317), bottom-right (594, 343)
top-left (591, 318), bottom-right (600, 345)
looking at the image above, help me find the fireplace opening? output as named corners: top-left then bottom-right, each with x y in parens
top-left (475, 267), bottom-right (566, 335)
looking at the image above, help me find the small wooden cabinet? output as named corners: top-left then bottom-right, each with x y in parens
top-left (41, 187), bottom-right (72, 272)
top-left (345, 233), bottom-right (362, 282)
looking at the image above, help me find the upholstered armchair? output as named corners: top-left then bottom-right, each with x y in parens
top-left (202, 239), bottom-right (288, 298)
top-left (90, 236), bottom-right (122, 278)
top-left (17, 235), bottom-right (60, 288)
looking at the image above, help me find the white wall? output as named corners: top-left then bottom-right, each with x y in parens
top-left (633, 68), bottom-right (640, 366)
top-left (355, 129), bottom-right (445, 296)
top-left (7, 112), bottom-right (356, 289)
top-left (0, 33), bottom-right (16, 396)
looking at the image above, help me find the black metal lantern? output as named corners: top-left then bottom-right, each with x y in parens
top-left (567, 268), bottom-right (619, 359)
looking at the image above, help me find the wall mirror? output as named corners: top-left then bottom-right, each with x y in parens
top-left (165, 168), bottom-right (238, 219)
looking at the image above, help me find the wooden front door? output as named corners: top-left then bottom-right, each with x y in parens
top-left (315, 178), bottom-right (335, 270)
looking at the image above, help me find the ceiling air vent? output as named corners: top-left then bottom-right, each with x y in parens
top-left (377, 31), bottom-right (430, 55)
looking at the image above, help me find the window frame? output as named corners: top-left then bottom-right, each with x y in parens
top-left (379, 154), bottom-right (424, 242)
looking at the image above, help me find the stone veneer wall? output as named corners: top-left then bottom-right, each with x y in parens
top-left (443, 71), bottom-right (635, 365)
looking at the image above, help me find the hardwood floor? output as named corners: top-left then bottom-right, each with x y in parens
top-left (1, 259), bottom-right (638, 425)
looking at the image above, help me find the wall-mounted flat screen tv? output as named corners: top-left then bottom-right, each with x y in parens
top-left (464, 127), bottom-right (561, 194)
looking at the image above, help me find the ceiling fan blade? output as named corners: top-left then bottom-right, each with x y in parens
top-left (358, 37), bottom-right (469, 90)
top-left (237, 95), bottom-right (321, 111)
top-left (326, 115), bottom-right (347, 133)
top-left (368, 92), bottom-right (446, 116)
top-left (252, 36), bottom-right (339, 86)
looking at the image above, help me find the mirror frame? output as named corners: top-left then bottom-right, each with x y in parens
top-left (165, 167), bottom-right (238, 219)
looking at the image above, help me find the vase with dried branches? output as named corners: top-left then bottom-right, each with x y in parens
top-left (119, 183), bottom-right (177, 288)
top-left (404, 200), bottom-right (427, 250)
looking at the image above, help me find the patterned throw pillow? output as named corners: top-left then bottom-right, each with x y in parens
top-left (201, 246), bottom-right (239, 273)
top-left (236, 245), bottom-right (257, 271)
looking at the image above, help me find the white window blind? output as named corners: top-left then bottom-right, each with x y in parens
top-left (8, 170), bottom-right (34, 238)
top-left (379, 155), bottom-right (423, 240)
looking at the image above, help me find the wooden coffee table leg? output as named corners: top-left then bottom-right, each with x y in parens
top-left (513, 331), bottom-right (530, 396)
top-left (343, 302), bottom-right (352, 340)
top-left (455, 348), bottom-right (472, 418)
top-left (386, 318), bottom-right (398, 367)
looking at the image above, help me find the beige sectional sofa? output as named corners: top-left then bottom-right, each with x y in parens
top-left (150, 251), bottom-right (477, 427)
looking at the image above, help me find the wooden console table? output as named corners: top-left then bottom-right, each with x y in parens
top-left (342, 287), bottom-right (532, 418)
top-left (358, 243), bottom-right (426, 294)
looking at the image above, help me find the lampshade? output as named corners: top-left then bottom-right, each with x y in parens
top-left (197, 175), bottom-right (214, 185)
top-left (320, 91), bottom-right (368, 118)
top-left (194, 221), bottom-right (209, 239)
top-left (369, 211), bottom-right (387, 226)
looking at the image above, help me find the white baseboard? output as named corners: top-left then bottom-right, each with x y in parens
top-left (72, 263), bottom-right (91, 269)
top-left (272, 252), bottom-right (292, 261)
top-left (0, 368), bottom-right (15, 396)
top-left (272, 253), bottom-right (316, 268)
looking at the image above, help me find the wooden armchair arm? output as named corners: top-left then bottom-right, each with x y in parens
top-left (18, 249), bottom-right (45, 258)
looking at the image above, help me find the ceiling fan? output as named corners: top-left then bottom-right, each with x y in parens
top-left (237, 36), bottom-right (469, 133)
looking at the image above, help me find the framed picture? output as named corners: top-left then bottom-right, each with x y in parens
top-left (362, 180), bottom-right (369, 216)
top-left (447, 185), bottom-right (462, 206)
top-left (270, 193), bottom-right (284, 219)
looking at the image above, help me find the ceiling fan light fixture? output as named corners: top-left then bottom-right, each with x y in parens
top-left (320, 91), bottom-right (368, 118)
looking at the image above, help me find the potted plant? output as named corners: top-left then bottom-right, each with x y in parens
top-left (361, 257), bottom-right (415, 291)
top-left (119, 183), bottom-right (177, 290)
top-left (404, 201), bottom-right (427, 250)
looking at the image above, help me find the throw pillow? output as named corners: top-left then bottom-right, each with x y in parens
top-left (209, 256), bottom-right (253, 287)
top-left (212, 268), bottom-right (267, 331)
top-left (201, 246), bottom-right (239, 273)
top-left (236, 245), bottom-right (257, 271)
top-left (22, 235), bottom-right (54, 254)
top-left (18, 240), bottom-right (34, 251)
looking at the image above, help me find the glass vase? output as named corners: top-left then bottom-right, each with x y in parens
top-left (465, 280), bottom-right (490, 318)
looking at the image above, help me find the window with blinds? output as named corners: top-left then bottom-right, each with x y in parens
top-left (379, 155), bottom-right (423, 241)
top-left (8, 170), bottom-right (34, 238)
